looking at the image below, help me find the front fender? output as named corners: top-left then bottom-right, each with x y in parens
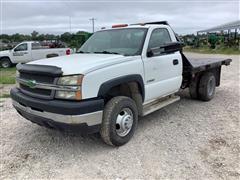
top-left (0, 56), bottom-right (12, 62)
top-left (97, 74), bottom-right (145, 101)
top-left (81, 56), bottom-right (145, 100)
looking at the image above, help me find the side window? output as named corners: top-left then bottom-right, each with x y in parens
top-left (148, 28), bottom-right (172, 49)
top-left (31, 43), bottom-right (42, 50)
top-left (14, 43), bottom-right (28, 51)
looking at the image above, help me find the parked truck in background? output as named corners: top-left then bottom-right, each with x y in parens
top-left (10, 21), bottom-right (231, 146)
top-left (0, 41), bottom-right (73, 68)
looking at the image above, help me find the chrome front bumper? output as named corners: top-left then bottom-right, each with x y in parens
top-left (12, 100), bottom-right (103, 126)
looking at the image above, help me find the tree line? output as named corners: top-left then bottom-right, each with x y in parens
top-left (0, 30), bottom-right (92, 49)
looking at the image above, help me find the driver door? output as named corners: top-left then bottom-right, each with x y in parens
top-left (12, 43), bottom-right (31, 63)
top-left (142, 28), bottom-right (182, 102)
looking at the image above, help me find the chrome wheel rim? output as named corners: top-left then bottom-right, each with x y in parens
top-left (207, 78), bottom-right (214, 96)
top-left (116, 108), bottom-right (134, 137)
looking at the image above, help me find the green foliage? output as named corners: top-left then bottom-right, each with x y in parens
top-left (0, 94), bottom-right (11, 99)
top-left (60, 31), bottom-right (92, 49)
top-left (181, 31), bottom-right (240, 54)
top-left (31, 30), bottom-right (39, 40)
top-left (0, 67), bottom-right (16, 84)
top-left (0, 30), bottom-right (92, 50)
top-left (208, 34), bottom-right (218, 49)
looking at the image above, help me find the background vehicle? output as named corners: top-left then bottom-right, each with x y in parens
top-left (10, 21), bottom-right (231, 146)
top-left (0, 41), bottom-right (73, 68)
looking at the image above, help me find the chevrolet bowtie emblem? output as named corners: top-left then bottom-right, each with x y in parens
top-left (26, 80), bottom-right (37, 89)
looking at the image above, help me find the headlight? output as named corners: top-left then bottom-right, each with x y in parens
top-left (57, 75), bottom-right (82, 85)
top-left (55, 75), bottom-right (83, 100)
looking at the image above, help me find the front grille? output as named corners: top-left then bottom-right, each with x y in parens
top-left (18, 72), bottom-right (57, 99)
top-left (20, 84), bottom-right (52, 96)
top-left (20, 72), bottom-right (55, 84)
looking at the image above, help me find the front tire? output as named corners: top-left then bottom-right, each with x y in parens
top-left (100, 96), bottom-right (138, 146)
top-left (0, 58), bottom-right (12, 68)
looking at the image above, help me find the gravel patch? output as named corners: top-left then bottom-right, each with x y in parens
top-left (0, 53), bottom-right (239, 179)
top-left (0, 84), bottom-right (14, 96)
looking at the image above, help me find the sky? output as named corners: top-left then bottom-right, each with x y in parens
top-left (1, 0), bottom-right (239, 35)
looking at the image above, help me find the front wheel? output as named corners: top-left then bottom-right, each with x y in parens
top-left (100, 96), bottom-right (138, 146)
top-left (0, 58), bottom-right (12, 68)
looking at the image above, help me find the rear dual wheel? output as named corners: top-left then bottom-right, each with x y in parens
top-left (198, 72), bottom-right (216, 101)
top-left (189, 72), bottom-right (216, 101)
top-left (100, 96), bottom-right (138, 146)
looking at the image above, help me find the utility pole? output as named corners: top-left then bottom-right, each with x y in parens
top-left (69, 16), bottom-right (72, 33)
top-left (89, 18), bottom-right (96, 33)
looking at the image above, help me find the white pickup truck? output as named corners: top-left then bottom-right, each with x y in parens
top-left (0, 41), bottom-right (72, 68)
top-left (10, 21), bottom-right (231, 146)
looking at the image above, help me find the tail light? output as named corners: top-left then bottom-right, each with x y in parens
top-left (66, 49), bottom-right (71, 55)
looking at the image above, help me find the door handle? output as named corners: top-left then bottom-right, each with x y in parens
top-left (173, 59), bottom-right (179, 65)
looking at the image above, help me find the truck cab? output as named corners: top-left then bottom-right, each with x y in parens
top-left (10, 21), bottom-right (231, 146)
top-left (10, 42), bottom-right (33, 63)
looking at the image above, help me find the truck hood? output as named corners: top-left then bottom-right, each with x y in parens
top-left (28, 53), bottom-right (135, 75)
top-left (0, 50), bottom-right (10, 56)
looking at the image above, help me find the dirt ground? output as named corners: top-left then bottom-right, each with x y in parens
top-left (0, 53), bottom-right (239, 179)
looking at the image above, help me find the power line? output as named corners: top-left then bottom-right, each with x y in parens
top-left (89, 18), bottom-right (96, 33)
top-left (69, 16), bottom-right (72, 33)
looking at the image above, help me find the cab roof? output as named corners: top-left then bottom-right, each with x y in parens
top-left (130, 21), bottom-right (169, 26)
top-left (100, 21), bottom-right (170, 31)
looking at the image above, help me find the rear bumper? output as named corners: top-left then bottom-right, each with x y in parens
top-left (11, 88), bottom-right (104, 133)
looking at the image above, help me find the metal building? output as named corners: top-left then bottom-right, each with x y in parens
top-left (197, 20), bottom-right (240, 35)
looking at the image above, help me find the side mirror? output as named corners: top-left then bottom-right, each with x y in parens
top-left (147, 42), bottom-right (184, 57)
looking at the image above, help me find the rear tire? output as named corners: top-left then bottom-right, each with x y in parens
top-left (100, 96), bottom-right (138, 146)
top-left (198, 72), bottom-right (216, 101)
top-left (0, 58), bottom-right (12, 68)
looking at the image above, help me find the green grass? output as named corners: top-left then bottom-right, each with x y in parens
top-left (0, 93), bottom-right (11, 99)
top-left (184, 46), bottom-right (240, 55)
top-left (0, 67), bottom-right (16, 84)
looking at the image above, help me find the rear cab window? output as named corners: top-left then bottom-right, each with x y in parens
top-left (31, 43), bottom-right (43, 50)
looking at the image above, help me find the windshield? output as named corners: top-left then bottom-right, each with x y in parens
top-left (78, 28), bottom-right (147, 56)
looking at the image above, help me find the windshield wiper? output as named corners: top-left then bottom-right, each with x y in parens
top-left (93, 51), bottom-right (120, 55)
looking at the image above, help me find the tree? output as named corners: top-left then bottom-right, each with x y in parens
top-left (37, 34), bottom-right (45, 41)
top-left (11, 33), bottom-right (25, 42)
top-left (0, 30), bottom-right (92, 48)
top-left (60, 32), bottom-right (72, 43)
top-left (31, 30), bottom-right (39, 40)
